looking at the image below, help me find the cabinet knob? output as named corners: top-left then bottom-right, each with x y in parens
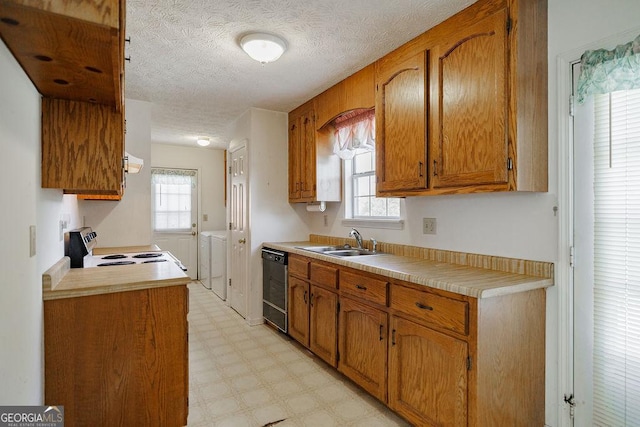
top-left (238, 238), bottom-right (246, 244)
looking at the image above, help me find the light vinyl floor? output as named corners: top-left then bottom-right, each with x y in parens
top-left (187, 282), bottom-right (410, 427)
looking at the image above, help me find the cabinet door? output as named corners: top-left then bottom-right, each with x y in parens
top-left (42, 98), bottom-right (124, 196)
top-left (288, 277), bottom-right (309, 347)
top-left (300, 109), bottom-right (317, 200)
top-left (288, 117), bottom-right (302, 201)
top-left (338, 296), bottom-right (388, 402)
top-left (376, 51), bottom-right (427, 193)
top-left (430, 9), bottom-right (509, 189)
top-left (309, 285), bottom-right (338, 367)
top-left (389, 316), bottom-right (468, 426)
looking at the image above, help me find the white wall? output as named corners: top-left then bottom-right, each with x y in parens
top-left (0, 41), bottom-right (75, 404)
top-left (151, 143), bottom-right (227, 231)
top-left (229, 108), bottom-right (309, 325)
top-left (78, 99), bottom-right (152, 247)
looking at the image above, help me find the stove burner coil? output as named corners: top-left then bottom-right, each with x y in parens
top-left (97, 261), bottom-right (136, 267)
top-left (101, 254), bottom-right (127, 260)
top-left (142, 259), bottom-right (168, 263)
top-left (132, 253), bottom-right (163, 259)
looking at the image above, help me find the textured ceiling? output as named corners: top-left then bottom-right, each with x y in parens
top-left (125, 0), bottom-right (475, 149)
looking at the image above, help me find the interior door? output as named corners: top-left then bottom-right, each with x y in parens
top-left (152, 168), bottom-right (198, 279)
top-left (229, 146), bottom-right (248, 318)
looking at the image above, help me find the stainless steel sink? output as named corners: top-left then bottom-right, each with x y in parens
top-left (296, 245), bottom-right (381, 257)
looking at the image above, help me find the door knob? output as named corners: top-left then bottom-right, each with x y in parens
top-left (239, 238), bottom-right (246, 244)
top-left (192, 231), bottom-right (196, 236)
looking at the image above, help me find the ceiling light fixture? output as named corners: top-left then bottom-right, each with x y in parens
top-left (197, 137), bottom-right (210, 147)
top-left (240, 33), bottom-right (287, 64)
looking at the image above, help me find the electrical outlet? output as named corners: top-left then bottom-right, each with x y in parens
top-left (323, 215), bottom-right (328, 227)
top-left (423, 217), bottom-right (437, 235)
top-left (203, 214), bottom-right (208, 222)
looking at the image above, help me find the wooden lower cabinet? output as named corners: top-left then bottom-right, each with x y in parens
top-left (309, 285), bottom-right (338, 366)
top-left (389, 315), bottom-right (468, 426)
top-left (285, 255), bottom-right (546, 426)
top-left (288, 276), bottom-right (310, 346)
top-left (44, 285), bottom-right (188, 427)
top-left (338, 296), bottom-right (388, 402)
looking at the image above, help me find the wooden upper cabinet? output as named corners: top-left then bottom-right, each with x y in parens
top-left (42, 98), bottom-right (125, 197)
top-left (430, 9), bottom-right (508, 189)
top-left (0, 0), bottom-right (126, 109)
top-left (375, 51), bottom-right (427, 193)
top-left (374, 0), bottom-right (547, 196)
top-left (288, 100), bottom-right (341, 203)
top-left (315, 63), bottom-right (375, 129)
top-left (288, 101), bottom-right (317, 202)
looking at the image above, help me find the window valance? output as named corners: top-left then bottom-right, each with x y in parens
top-left (577, 34), bottom-right (640, 103)
top-left (151, 168), bottom-right (196, 185)
top-left (333, 109), bottom-right (375, 160)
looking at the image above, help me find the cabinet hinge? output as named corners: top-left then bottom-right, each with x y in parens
top-left (507, 157), bottom-right (513, 171)
top-left (229, 222), bottom-right (232, 230)
top-left (228, 166), bottom-right (232, 174)
top-left (228, 278), bottom-right (232, 287)
top-left (506, 17), bottom-right (512, 34)
top-left (467, 356), bottom-right (472, 371)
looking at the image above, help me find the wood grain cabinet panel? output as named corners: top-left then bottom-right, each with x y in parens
top-left (315, 64), bottom-right (375, 129)
top-left (389, 315), bottom-right (468, 426)
top-left (309, 285), bottom-right (338, 366)
top-left (391, 284), bottom-right (468, 335)
top-left (42, 98), bottom-right (125, 197)
top-left (430, 9), bottom-right (508, 189)
top-left (288, 257), bottom-right (339, 366)
top-left (0, 0), bottom-right (125, 108)
top-left (288, 276), bottom-right (310, 347)
top-left (338, 296), bottom-right (388, 402)
top-left (339, 268), bottom-right (388, 306)
top-left (310, 262), bottom-right (338, 289)
top-left (288, 100), bottom-right (341, 203)
top-left (288, 254), bottom-right (310, 279)
top-left (375, 51), bottom-right (427, 193)
top-left (44, 285), bottom-right (188, 427)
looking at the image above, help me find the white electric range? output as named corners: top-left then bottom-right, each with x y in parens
top-left (65, 227), bottom-right (187, 271)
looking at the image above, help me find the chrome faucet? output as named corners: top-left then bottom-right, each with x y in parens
top-left (349, 228), bottom-right (363, 249)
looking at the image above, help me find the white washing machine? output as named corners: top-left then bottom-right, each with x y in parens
top-left (199, 231), bottom-right (227, 300)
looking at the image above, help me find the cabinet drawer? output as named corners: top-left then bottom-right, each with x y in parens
top-left (390, 285), bottom-right (468, 335)
top-left (310, 263), bottom-right (338, 289)
top-left (289, 255), bottom-right (309, 279)
top-left (340, 270), bottom-right (388, 306)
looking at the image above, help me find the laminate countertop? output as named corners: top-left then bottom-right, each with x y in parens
top-left (264, 241), bottom-right (553, 299)
top-left (42, 252), bottom-right (189, 301)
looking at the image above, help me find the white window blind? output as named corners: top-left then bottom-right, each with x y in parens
top-left (593, 88), bottom-right (640, 425)
top-left (151, 168), bottom-right (196, 232)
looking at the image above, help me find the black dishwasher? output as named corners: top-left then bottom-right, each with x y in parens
top-left (262, 247), bottom-right (287, 332)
